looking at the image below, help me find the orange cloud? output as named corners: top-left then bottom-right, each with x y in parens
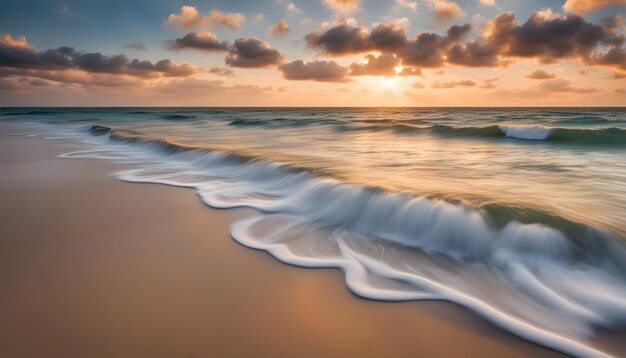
top-left (268, 19), bottom-right (290, 36)
top-left (563, 0), bottom-right (626, 13)
top-left (322, 0), bottom-right (361, 13)
top-left (427, 0), bottom-right (465, 21)
top-left (0, 34), bottom-right (32, 49)
top-left (165, 6), bottom-right (245, 31)
top-left (525, 70), bottom-right (557, 80)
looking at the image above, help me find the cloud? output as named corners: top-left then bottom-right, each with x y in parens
top-left (0, 67), bottom-right (142, 87)
top-left (431, 80), bottom-right (476, 88)
top-left (347, 53), bottom-right (422, 76)
top-left (305, 21), bottom-right (406, 55)
top-left (400, 33), bottom-right (449, 67)
top-left (165, 6), bottom-right (245, 31)
top-left (480, 0), bottom-right (496, 6)
top-left (412, 81), bottom-right (425, 88)
top-left (395, 0), bottom-right (418, 11)
top-left (427, 0), bottom-right (465, 21)
top-left (613, 72), bottom-right (626, 78)
top-left (483, 12), bottom-right (623, 64)
top-left (349, 54), bottom-right (399, 76)
top-left (446, 40), bottom-right (501, 67)
top-left (269, 19), bottom-right (290, 36)
top-left (305, 21), bottom-right (371, 54)
top-left (286, 3), bottom-right (300, 13)
top-left (0, 34), bottom-right (200, 87)
top-left (563, 0), bottom-right (626, 14)
top-left (225, 38), bottom-right (283, 68)
top-left (536, 78), bottom-right (597, 93)
top-left (308, 12), bottom-right (623, 72)
top-left (0, 34), bottom-right (32, 49)
top-left (322, 0), bottom-right (361, 13)
top-left (587, 46), bottom-right (626, 72)
top-left (122, 43), bottom-right (147, 51)
top-left (279, 60), bottom-right (351, 82)
top-left (152, 78), bottom-right (275, 97)
top-left (167, 32), bottom-right (230, 51)
top-left (525, 69), bottom-right (557, 79)
top-left (209, 66), bottom-right (234, 77)
top-left (252, 13), bottom-right (265, 24)
top-left (369, 23), bottom-right (408, 52)
top-left (480, 77), bottom-right (499, 88)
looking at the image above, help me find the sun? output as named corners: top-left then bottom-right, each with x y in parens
top-left (381, 77), bottom-right (398, 88)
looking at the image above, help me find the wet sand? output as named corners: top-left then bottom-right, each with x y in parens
top-left (0, 125), bottom-right (564, 357)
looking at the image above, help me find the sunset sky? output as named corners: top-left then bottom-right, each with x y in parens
top-left (1, 0), bottom-right (625, 106)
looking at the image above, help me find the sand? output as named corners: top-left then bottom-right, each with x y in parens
top-left (0, 124), bottom-right (564, 358)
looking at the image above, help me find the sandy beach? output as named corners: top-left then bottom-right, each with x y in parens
top-left (0, 123), bottom-right (567, 357)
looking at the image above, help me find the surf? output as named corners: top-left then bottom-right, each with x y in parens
top-left (69, 123), bottom-right (626, 357)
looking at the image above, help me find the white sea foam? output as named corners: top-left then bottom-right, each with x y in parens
top-left (499, 125), bottom-right (554, 140)
top-left (40, 124), bottom-right (626, 357)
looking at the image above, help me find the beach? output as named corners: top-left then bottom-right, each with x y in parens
top-left (0, 123), bottom-right (568, 357)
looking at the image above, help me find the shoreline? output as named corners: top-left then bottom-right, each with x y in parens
top-left (1, 123), bottom-right (567, 357)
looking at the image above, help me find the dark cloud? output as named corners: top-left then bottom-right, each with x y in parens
top-left (348, 54), bottom-right (423, 77)
top-left (305, 21), bottom-right (371, 55)
top-left (588, 46), bottom-right (626, 72)
top-left (167, 32), bottom-right (229, 52)
top-left (525, 69), bottom-right (557, 79)
top-left (304, 12), bottom-right (624, 71)
top-left (279, 60), bottom-right (351, 82)
top-left (400, 33), bottom-right (448, 68)
top-left (209, 66), bottom-right (234, 77)
top-left (0, 41), bottom-right (75, 70)
top-left (225, 38), bottom-right (283, 68)
top-left (484, 12), bottom-right (624, 63)
top-left (446, 24), bottom-right (472, 41)
top-left (349, 54), bottom-right (399, 76)
top-left (0, 34), bottom-right (200, 84)
top-left (369, 23), bottom-right (407, 52)
top-left (446, 41), bottom-right (501, 67)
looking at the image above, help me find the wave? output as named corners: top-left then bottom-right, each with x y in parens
top-left (161, 114), bottom-right (196, 120)
top-left (428, 124), bottom-right (625, 145)
top-left (337, 122), bottom-right (626, 146)
top-left (498, 125), bottom-right (553, 140)
top-left (76, 124), bottom-right (626, 357)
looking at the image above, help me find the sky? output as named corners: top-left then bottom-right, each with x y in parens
top-left (0, 0), bottom-right (625, 106)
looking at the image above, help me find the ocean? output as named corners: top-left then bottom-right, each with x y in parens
top-left (3, 107), bottom-right (626, 357)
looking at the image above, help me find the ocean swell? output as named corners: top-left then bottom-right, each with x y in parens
top-left (60, 124), bottom-right (626, 356)
top-left (361, 123), bottom-right (626, 146)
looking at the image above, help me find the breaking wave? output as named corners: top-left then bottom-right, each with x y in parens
top-left (59, 124), bottom-right (626, 357)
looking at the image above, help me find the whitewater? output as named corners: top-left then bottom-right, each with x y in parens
top-left (3, 107), bottom-right (626, 357)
